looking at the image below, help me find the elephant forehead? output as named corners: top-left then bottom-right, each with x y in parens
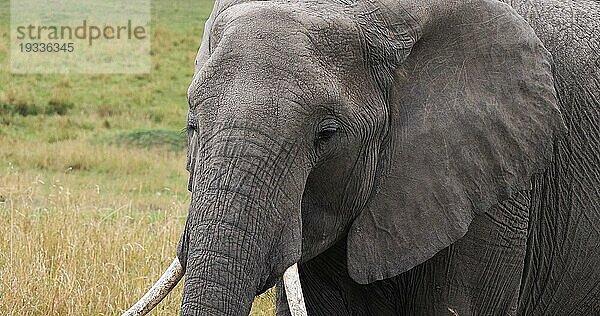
top-left (212, 1), bottom-right (364, 69)
top-left (186, 1), bottom-right (383, 132)
top-left (188, 3), bottom-right (373, 104)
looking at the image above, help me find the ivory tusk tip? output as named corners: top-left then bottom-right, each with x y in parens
top-left (283, 263), bottom-right (308, 316)
top-left (121, 258), bottom-right (184, 316)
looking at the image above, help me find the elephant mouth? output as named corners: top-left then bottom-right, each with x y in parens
top-left (258, 276), bottom-right (277, 295)
top-left (121, 257), bottom-right (308, 316)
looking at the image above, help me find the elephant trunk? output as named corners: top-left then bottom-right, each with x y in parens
top-left (178, 192), bottom-right (297, 315)
top-left (180, 215), bottom-right (268, 315)
top-left (123, 129), bottom-right (310, 315)
top-left (177, 133), bottom-right (307, 315)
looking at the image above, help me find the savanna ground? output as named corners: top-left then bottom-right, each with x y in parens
top-left (0, 0), bottom-right (275, 314)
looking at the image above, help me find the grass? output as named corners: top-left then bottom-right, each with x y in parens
top-left (0, 158), bottom-right (275, 315)
top-left (0, 0), bottom-right (276, 314)
top-left (99, 129), bottom-right (187, 152)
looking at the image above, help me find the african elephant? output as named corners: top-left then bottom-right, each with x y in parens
top-left (124, 0), bottom-right (600, 315)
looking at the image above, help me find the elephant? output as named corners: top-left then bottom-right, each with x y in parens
top-left (123, 0), bottom-right (600, 315)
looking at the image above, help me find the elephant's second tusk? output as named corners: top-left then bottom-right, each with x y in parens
top-left (122, 257), bottom-right (184, 316)
top-left (283, 263), bottom-right (308, 316)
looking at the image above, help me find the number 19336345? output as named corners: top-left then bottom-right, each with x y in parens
top-left (19, 42), bottom-right (74, 53)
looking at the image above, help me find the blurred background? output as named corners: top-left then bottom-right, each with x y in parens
top-left (0, 0), bottom-right (275, 314)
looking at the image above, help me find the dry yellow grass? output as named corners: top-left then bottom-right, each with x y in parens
top-left (0, 139), bottom-right (275, 315)
top-left (1, 0), bottom-right (275, 313)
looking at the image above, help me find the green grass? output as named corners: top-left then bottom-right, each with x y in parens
top-left (0, 0), bottom-right (214, 133)
top-left (0, 0), bottom-right (276, 314)
top-left (99, 129), bottom-right (187, 151)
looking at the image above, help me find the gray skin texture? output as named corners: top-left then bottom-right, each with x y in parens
top-left (178, 0), bottom-right (599, 314)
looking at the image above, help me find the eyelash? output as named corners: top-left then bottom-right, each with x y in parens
top-left (314, 118), bottom-right (340, 150)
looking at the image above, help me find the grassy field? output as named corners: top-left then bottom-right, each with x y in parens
top-left (0, 0), bottom-right (275, 314)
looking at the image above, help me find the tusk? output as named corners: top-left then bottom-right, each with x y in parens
top-left (283, 263), bottom-right (308, 316)
top-left (122, 257), bottom-right (184, 316)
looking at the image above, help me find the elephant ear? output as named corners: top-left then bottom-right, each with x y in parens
top-left (346, 0), bottom-right (566, 284)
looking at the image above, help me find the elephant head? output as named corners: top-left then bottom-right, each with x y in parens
top-left (124, 0), bottom-right (565, 314)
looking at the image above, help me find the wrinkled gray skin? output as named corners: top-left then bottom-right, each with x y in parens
top-left (177, 0), bottom-right (600, 314)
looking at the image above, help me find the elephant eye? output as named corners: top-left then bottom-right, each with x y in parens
top-left (318, 127), bottom-right (337, 141)
top-left (315, 119), bottom-right (339, 148)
